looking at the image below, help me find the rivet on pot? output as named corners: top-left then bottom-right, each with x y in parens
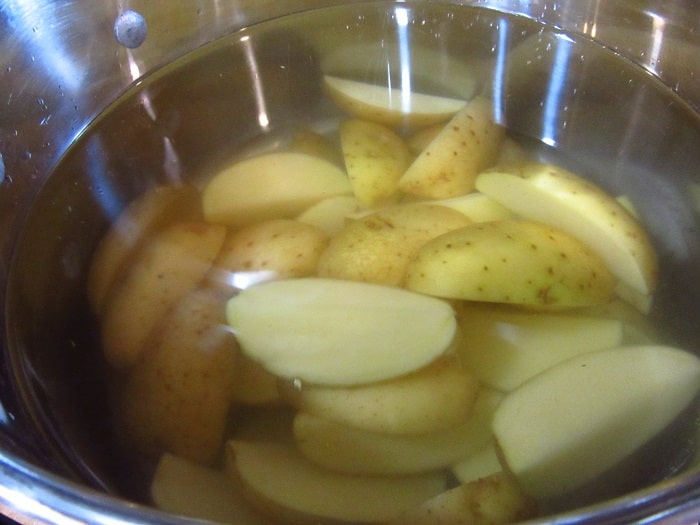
top-left (114, 10), bottom-right (147, 49)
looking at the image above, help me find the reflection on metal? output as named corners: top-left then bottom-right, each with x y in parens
top-left (492, 17), bottom-right (509, 124)
top-left (394, 6), bottom-right (412, 113)
top-left (240, 34), bottom-right (270, 129)
top-left (542, 34), bottom-right (574, 147)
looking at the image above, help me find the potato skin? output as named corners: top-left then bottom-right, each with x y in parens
top-left (317, 204), bottom-right (471, 286)
top-left (406, 219), bottom-right (617, 308)
top-left (211, 219), bottom-right (328, 284)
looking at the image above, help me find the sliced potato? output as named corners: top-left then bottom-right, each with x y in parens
top-left (317, 203), bottom-right (471, 286)
top-left (289, 128), bottom-right (343, 167)
top-left (101, 221), bottom-right (226, 368)
top-left (493, 345), bottom-right (700, 499)
top-left (150, 453), bottom-right (267, 524)
top-left (87, 184), bottom-right (202, 314)
top-left (432, 192), bottom-right (514, 223)
top-left (227, 440), bottom-right (447, 524)
top-left (296, 194), bottom-right (361, 236)
top-left (405, 220), bottom-right (617, 308)
top-left (227, 278), bottom-right (457, 386)
top-left (230, 352), bottom-right (280, 406)
top-left (293, 387), bottom-right (500, 475)
top-left (451, 442), bottom-right (503, 485)
top-left (202, 151), bottom-right (352, 228)
top-left (475, 163), bottom-right (659, 295)
top-left (324, 75), bottom-right (466, 128)
top-left (280, 357), bottom-right (478, 435)
top-left (340, 119), bottom-right (412, 207)
top-left (208, 219), bottom-right (327, 289)
top-left (398, 97), bottom-right (505, 199)
top-left (116, 287), bottom-right (237, 464)
top-left (456, 304), bottom-right (623, 391)
top-left (389, 472), bottom-right (538, 525)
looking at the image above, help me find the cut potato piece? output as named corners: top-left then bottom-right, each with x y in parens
top-left (280, 357), bottom-right (478, 435)
top-left (101, 221), bottom-right (226, 368)
top-left (317, 203), bottom-right (471, 286)
top-left (451, 442), bottom-right (503, 485)
top-left (340, 119), bottom-right (412, 207)
top-left (296, 194), bottom-right (361, 236)
top-left (230, 352), bottom-right (280, 406)
top-left (389, 472), bottom-right (538, 525)
top-left (209, 219), bottom-right (328, 287)
top-left (227, 278), bottom-right (457, 386)
top-left (289, 128), bottom-right (344, 167)
top-left (227, 441), bottom-right (447, 523)
top-left (87, 184), bottom-right (202, 315)
top-left (493, 345), bottom-right (700, 500)
top-left (398, 97), bottom-right (505, 199)
top-left (150, 453), bottom-right (267, 525)
top-left (324, 75), bottom-right (466, 128)
top-left (202, 152), bottom-right (352, 228)
top-left (116, 288), bottom-right (237, 464)
top-left (293, 387), bottom-right (500, 474)
top-left (432, 192), bottom-right (514, 223)
top-left (406, 220), bottom-right (617, 308)
top-left (475, 163), bottom-right (658, 295)
top-left (456, 304), bottom-right (623, 391)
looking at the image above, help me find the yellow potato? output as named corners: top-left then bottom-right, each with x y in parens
top-left (288, 128), bottom-right (344, 167)
top-left (398, 97), bottom-right (505, 199)
top-left (323, 75), bottom-right (467, 128)
top-left (407, 124), bottom-right (443, 156)
top-left (475, 162), bottom-right (659, 295)
top-left (317, 203), bottom-right (471, 286)
top-left (87, 184), bottom-right (202, 315)
top-left (207, 219), bottom-right (328, 291)
top-left (101, 221), bottom-right (226, 368)
top-left (451, 441), bottom-right (503, 485)
top-left (230, 352), bottom-right (280, 406)
top-left (280, 357), bottom-right (479, 435)
top-left (390, 472), bottom-right (538, 525)
top-left (150, 453), bottom-right (267, 524)
top-left (293, 387), bottom-right (501, 475)
top-left (227, 278), bottom-right (457, 386)
top-left (227, 440), bottom-right (447, 523)
top-left (431, 192), bottom-right (514, 223)
top-left (116, 288), bottom-right (237, 465)
top-left (202, 151), bottom-right (352, 228)
top-left (406, 220), bottom-right (617, 308)
top-left (296, 194), bottom-right (362, 236)
top-left (340, 119), bottom-right (412, 207)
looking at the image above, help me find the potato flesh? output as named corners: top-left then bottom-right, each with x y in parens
top-left (492, 345), bottom-right (700, 499)
top-left (227, 278), bottom-right (457, 386)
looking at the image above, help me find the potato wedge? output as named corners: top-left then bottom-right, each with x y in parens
top-left (323, 75), bottom-right (467, 128)
top-left (227, 278), bottom-right (456, 386)
top-left (87, 184), bottom-right (202, 315)
top-left (289, 128), bottom-right (344, 167)
top-left (405, 220), bottom-right (617, 308)
top-left (230, 352), bottom-right (280, 406)
top-left (389, 472), bottom-right (538, 525)
top-left (317, 203), bottom-right (471, 286)
top-left (280, 357), bottom-right (478, 435)
top-left (475, 163), bottom-right (659, 295)
top-left (116, 287), bottom-right (237, 464)
top-left (202, 151), bottom-right (352, 228)
top-left (432, 192), bottom-right (514, 223)
top-left (101, 221), bottom-right (226, 368)
top-left (296, 194), bottom-right (361, 236)
top-left (493, 345), bottom-right (700, 499)
top-left (456, 304), bottom-right (623, 391)
top-left (208, 219), bottom-right (328, 289)
top-left (293, 387), bottom-right (500, 475)
top-left (227, 440), bottom-right (447, 523)
top-left (451, 442), bottom-right (503, 485)
top-left (398, 97), bottom-right (505, 199)
top-left (150, 453), bottom-right (267, 524)
top-left (340, 119), bottom-right (412, 207)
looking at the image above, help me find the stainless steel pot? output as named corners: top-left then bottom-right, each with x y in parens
top-left (2, 1), bottom-right (700, 523)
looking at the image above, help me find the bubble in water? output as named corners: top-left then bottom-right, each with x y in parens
top-left (114, 10), bottom-right (147, 49)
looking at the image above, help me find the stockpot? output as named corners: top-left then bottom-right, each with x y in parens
top-left (2, 1), bottom-right (700, 523)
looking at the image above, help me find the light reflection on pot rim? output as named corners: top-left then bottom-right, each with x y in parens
top-left (1, 1), bottom-right (700, 524)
